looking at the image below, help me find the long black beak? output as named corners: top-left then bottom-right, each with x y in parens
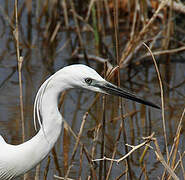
top-left (95, 81), bottom-right (160, 109)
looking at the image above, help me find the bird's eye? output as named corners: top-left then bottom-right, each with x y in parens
top-left (85, 78), bottom-right (92, 85)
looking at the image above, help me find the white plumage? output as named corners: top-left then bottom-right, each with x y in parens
top-left (0, 64), bottom-right (159, 179)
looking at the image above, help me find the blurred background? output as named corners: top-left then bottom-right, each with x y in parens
top-left (0, 0), bottom-right (184, 179)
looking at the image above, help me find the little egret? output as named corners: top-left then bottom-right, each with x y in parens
top-left (0, 64), bottom-right (159, 179)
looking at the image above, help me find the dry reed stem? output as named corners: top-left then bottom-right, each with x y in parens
top-left (103, 0), bottom-right (112, 28)
top-left (82, 148), bottom-right (98, 180)
top-left (91, 124), bottom-right (101, 159)
top-left (142, 42), bottom-right (182, 180)
top-left (113, 1), bottom-right (132, 178)
top-left (136, 46), bottom-right (185, 62)
top-left (14, 1), bottom-right (26, 179)
top-left (165, 0), bottom-right (173, 49)
top-left (175, 107), bottom-right (185, 144)
top-left (43, 156), bottom-right (50, 180)
top-left (167, 107), bottom-right (185, 180)
top-left (130, 0), bottom-right (138, 41)
top-left (78, 146), bottom-right (83, 179)
top-left (67, 9), bottom-right (94, 32)
top-left (170, 151), bottom-right (185, 176)
top-left (70, 0), bottom-right (83, 48)
top-left (115, 168), bottom-right (127, 180)
top-left (178, 151), bottom-right (185, 180)
top-left (100, 95), bottom-right (106, 179)
top-left (52, 148), bottom-right (62, 176)
top-left (50, 21), bottom-right (61, 43)
top-left (56, 39), bottom-right (71, 55)
top-left (106, 122), bottom-right (123, 180)
top-left (14, 0), bottom-right (25, 142)
top-left (85, 0), bottom-right (96, 22)
top-left (68, 112), bottom-right (88, 165)
top-left (149, 31), bottom-right (163, 49)
top-left (99, 63), bottom-right (107, 180)
top-left (64, 164), bottom-right (73, 180)
top-left (34, 164), bottom-right (40, 180)
top-left (62, 0), bottom-right (69, 28)
top-left (153, 138), bottom-right (179, 180)
top-left (95, 1), bottom-right (101, 35)
top-left (170, 129), bottom-right (180, 170)
top-left (142, 42), bottom-right (168, 158)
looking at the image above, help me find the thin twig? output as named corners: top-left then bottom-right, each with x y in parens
top-left (92, 133), bottom-right (155, 163)
top-left (54, 174), bottom-right (74, 180)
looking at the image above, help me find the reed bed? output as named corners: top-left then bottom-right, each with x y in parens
top-left (0, 0), bottom-right (185, 179)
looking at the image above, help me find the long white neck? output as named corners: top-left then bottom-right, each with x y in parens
top-left (0, 71), bottom-right (70, 178)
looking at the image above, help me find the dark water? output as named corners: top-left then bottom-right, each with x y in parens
top-left (0, 1), bottom-right (185, 179)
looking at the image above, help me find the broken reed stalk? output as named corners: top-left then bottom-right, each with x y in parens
top-left (120, 0), bottom-right (168, 65)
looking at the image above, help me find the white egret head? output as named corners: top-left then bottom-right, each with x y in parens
top-left (56, 64), bottom-right (160, 109)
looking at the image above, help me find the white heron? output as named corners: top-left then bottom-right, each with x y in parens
top-left (0, 64), bottom-right (159, 179)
